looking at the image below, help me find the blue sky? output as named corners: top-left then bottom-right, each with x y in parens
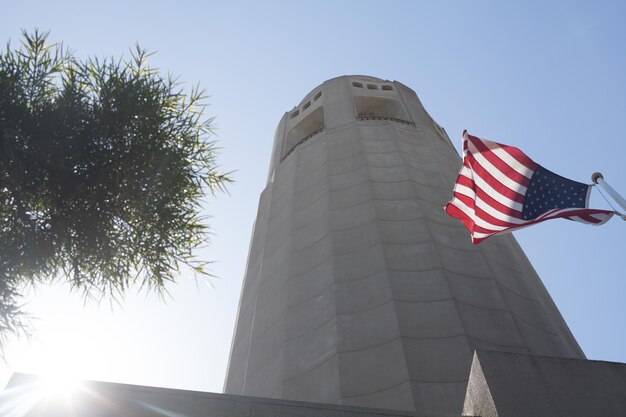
top-left (1, 1), bottom-right (625, 392)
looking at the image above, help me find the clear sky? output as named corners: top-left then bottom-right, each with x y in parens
top-left (1, 0), bottom-right (625, 393)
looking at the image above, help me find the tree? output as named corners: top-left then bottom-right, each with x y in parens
top-left (0, 30), bottom-right (231, 348)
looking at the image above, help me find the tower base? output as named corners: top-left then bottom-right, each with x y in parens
top-left (5, 352), bottom-right (626, 417)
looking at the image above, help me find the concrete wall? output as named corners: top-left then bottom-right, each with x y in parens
top-left (224, 76), bottom-right (584, 415)
top-left (463, 350), bottom-right (626, 417)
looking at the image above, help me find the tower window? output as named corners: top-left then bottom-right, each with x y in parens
top-left (354, 96), bottom-right (410, 123)
top-left (352, 82), bottom-right (363, 88)
top-left (291, 109), bottom-right (300, 118)
top-left (283, 107), bottom-right (325, 160)
top-left (303, 101), bottom-right (311, 110)
top-left (367, 84), bottom-right (378, 90)
top-left (314, 91), bottom-right (322, 101)
top-left (382, 85), bottom-right (393, 91)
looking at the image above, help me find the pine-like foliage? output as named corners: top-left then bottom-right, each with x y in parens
top-left (0, 30), bottom-right (230, 347)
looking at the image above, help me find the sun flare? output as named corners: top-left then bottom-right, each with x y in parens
top-left (39, 373), bottom-right (82, 399)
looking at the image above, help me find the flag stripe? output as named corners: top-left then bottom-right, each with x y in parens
top-left (455, 181), bottom-right (524, 220)
top-left (448, 197), bottom-right (520, 232)
top-left (464, 157), bottom-right (525, 203)
top-left (468, 136), bottom-right (533, 186)
top-left (458, 166), bottom-right (524, 211)
top-left (464, 130), bottom-right (538, 170)
top-left (466, 140), bottom-right (529, 195)
top-left (445, 202), bottom-right (477, 235)
top-left (481, 139), bottom-right (538, 178)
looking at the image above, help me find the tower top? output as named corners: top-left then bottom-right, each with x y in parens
top-left (266, 75), bottom-right (425, 182)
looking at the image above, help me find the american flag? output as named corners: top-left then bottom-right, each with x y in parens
top-left (445, 131), bottom-right (614, 244)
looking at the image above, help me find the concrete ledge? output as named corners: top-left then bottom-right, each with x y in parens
top-left (3, 373), bottom-right (460, 417)
top-left (463, 350), bottom-right (626, 417)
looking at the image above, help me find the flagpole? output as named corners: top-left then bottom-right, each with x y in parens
top-left (592, 172), bottom-right (626, 217)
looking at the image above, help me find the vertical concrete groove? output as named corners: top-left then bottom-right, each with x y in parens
top-left (278, 148), bottom-right (317, 400)
top-left (349, 121), bottom-right (412, 407)
top-left (382, 110), bottom-right (474, 414)
top-left (391, 120), bottom-right (474, 361)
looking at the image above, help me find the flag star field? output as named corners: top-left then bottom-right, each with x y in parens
top-left (522, 166), bottom-right (590, 220)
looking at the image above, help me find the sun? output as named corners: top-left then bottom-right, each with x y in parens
top-left (39, 373), bottom-right (82, 399)
top-left (6, 292), bottom-right (116, 387)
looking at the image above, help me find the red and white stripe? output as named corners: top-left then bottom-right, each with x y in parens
top-left (445, 131), bottom-right (614, 244)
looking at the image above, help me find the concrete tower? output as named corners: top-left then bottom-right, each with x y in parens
top-left (224, 76), bottom-right (584, 415)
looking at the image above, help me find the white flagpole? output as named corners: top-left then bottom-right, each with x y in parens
top-left (592, 172), bottom-right (626, 219)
